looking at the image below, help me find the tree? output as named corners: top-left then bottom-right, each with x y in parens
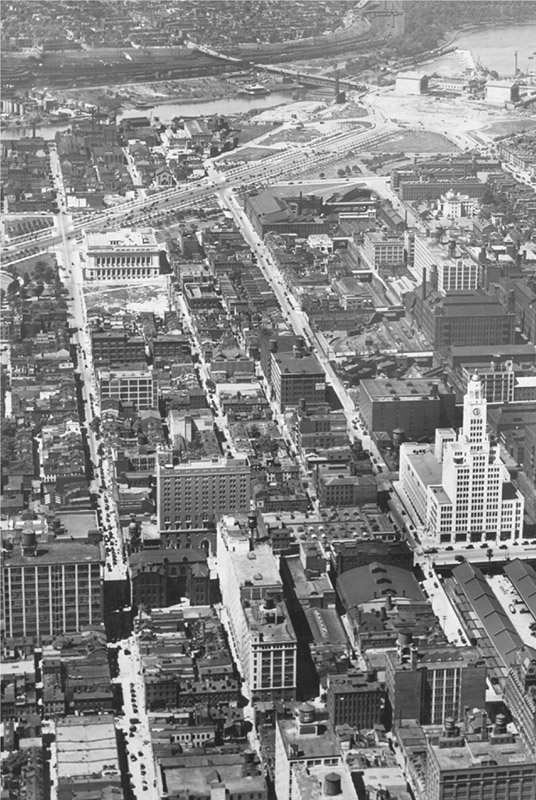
top-left (337, 168), bottom-right (345, 178)
top-left (7, 279), bottom-right (19, 297)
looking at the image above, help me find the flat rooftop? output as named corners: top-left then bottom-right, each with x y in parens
top-left (86, 228), bottom-right (157, 249)
top-left (272, 352), bottom-right (324, 376)
top-left (278, 711), bottom-right (340, 759)
top-left (164, 762), bottom-right (265, 796)
top-left (361, 378), bottom-right (450, 402)
top-left (232, 543), bottom-right (282, 589)
top-left (305, 607), bottom-right (349, 648)
top-left (431, 735), bottom-right (533, 770)
top-left (55, 715), bottom-right (118, 779)
top-left (244, 600), bottom-right (296, 643)
top-left (5, 540), bottom-right (103, 567)
top-left (402, 445), bottom-right (443, 488)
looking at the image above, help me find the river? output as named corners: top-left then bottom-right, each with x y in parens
top-left (425, 22), bottom-right (536, 77)
top-left (2, 88), bottom-right (302, 140)
top-left (4, 22), bottom-right (536, 141)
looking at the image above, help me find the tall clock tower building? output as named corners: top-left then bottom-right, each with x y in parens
top-left (399, 373), bottom-right (524, 545)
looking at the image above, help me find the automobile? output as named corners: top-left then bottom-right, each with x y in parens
top-left (466, 544), bottom-right (474, 549)
top-left (519, 607), bottom-right (531, 613)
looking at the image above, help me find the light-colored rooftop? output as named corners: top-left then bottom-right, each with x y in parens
top-left (165, 762), bottom-right (266, 796)
top-left (278, 710), bottom-right (340, 759)
top-left (431, 735), bottom-right (533, 770)
top-left (232, 542), bottom-right (282, 590)
top-left (403, 445), bottom-right (443, 487)
top-left (85, 228), bottom-right (157, 250)
top-left (55, 715), bottom-right (119, 779)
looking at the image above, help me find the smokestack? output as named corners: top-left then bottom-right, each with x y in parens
top-left (481, 710), bottom-right (488, 741)
top-left (298, 191), bottom-right (303, 217)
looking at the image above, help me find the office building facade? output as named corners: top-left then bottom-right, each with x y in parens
top-left (157, 456), bottom-right (251, 531)
top-left (385, 635), bottom-right (486, 726)
top-left (271, 351), bottom-right (326, 412)
top-left (2, 534), bottom-right (103, 639)
top-left (413, 233), bottom-right (480, 294)
top-left (358, 378), bottom-right (456, 439)
top-left (326, 670), bottom-right (383, 729)
top-left (98, 366), bottom-right (157, 410)
top-left (217, 516), bottom-right (297, 700)
top-left (399, 373), bottom-right (524, 545)
top-left (426, 716), bottom-right (536, 800)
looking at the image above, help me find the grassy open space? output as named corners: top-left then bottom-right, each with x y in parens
top-left (481, 118), bottom-right (536, 138)
top-left (366, 130), bottom-right (460, 153)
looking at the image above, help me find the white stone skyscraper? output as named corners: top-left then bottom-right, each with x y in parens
top-left (399, 373), bottom-right (524, 545)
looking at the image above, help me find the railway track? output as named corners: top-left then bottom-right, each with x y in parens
top-left (1, 29), bottom-right (386, 91)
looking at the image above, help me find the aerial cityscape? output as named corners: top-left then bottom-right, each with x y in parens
top-left (2, 1), bottom-right (536, 799)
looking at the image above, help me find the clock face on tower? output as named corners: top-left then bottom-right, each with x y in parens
top-left (473, 407), bottom-right (481, 416)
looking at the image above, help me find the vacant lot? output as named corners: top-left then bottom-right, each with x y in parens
top-left (84, 280), bottom-right (169, 315)
top-left (367, 130), bottom-right (459, 153)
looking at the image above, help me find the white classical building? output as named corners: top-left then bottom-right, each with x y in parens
top-left (398, 373), bottom-right (524, 545)
top-left (83, 228), bottom-right (161, 281)
top-left (438, 190), bottom-right (477, 219)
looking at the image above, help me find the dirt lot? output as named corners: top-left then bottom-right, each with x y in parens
top-left (84, 281), bottom-right (169, 316)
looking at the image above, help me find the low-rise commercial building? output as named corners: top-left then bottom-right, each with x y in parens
top-left (98, 365), bottom-right (157, 410)
top-left (360, 230), bottom-right (405, 270)
top-left (326, 670), bottom-right (383, 729)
